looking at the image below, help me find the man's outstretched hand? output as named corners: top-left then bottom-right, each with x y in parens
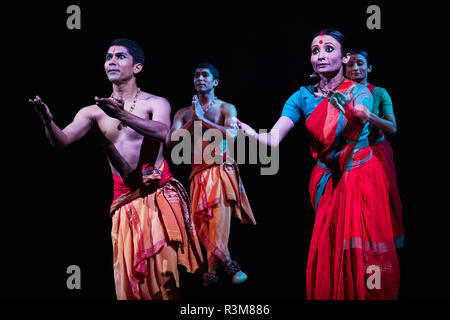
top-left (29, 95), bottom-right (53, 123)
top-left (95, 95), bottom-right (125, 119)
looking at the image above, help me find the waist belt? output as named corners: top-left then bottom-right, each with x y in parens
top-left (314, 147), bottom-right (373, 215)
top-left (317, 148), bottom-right (373, 172)
top-left (369, 134), bottom-right (385, 146)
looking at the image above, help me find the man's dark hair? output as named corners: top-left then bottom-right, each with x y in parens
top-left (109, 38), bottom-right (145, 66)
top-left (195, 62), bottom-right (219, 80)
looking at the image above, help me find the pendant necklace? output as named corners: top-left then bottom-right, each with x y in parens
top-left (115, 88), bottom-right (140, 130)
top-left (200, 96), bottom-right (217, 113)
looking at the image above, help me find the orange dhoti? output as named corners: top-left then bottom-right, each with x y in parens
top-left (110, 161), bottom-right (203, 300)
top-left (189, 157), bottom-right (256, 265)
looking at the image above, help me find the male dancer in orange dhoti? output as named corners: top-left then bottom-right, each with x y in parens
top-left (167, 63), bottom-right (256, 286)
top-left (29, 39), bottom-right (203, 299)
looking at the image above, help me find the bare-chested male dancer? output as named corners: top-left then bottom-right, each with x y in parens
top-left (167, 63), bottom-right (256, 286)
top-left (29, 39), bottom-right (203, 300)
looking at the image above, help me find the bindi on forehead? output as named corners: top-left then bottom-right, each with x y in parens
top-left (319, 32), bottom-right (324, 44)
top-left (312, 37), bottom-right (327, 46)
top-left (312, 38), bottom-right (337, 50)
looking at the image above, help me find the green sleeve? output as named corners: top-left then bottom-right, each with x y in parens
top-left (378, 88), bottom-right (394, 116)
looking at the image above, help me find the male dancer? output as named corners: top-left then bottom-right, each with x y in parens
top-left (29, 39), bottom-right (203, 300)
top-left (167, 63), bottom-right (256, 286)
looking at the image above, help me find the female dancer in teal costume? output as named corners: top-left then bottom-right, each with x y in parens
top-left (346, 49), bottom-right (404, 248)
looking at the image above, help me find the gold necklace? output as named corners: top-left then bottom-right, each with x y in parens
top-left (115, 88), bottom-right (140, 130)
top-left (316, 78), bottom-right (344, 99)
top-left (200, 96), bottom-right (217, 113)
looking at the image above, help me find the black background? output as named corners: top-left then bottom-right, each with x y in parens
top-left (4, 0), bottom-right (449, 306)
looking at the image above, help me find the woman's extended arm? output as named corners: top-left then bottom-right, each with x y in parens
top-left (235, 116), bottom-right (295, 148)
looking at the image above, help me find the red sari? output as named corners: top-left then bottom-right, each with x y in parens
top-left (305, 79), bottom-right (400, 299)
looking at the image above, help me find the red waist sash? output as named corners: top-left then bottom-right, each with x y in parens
top-left (110, 160), bottom-right (173, 216)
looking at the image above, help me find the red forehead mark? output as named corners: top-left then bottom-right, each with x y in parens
top-left (318, 32), bottom-right (324, 44)
top-left (111, 47), bottom-right (117, 53)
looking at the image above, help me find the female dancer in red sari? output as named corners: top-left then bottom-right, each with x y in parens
top-left (346, 49), bottom-right (404, 248)
top-left (237, 30), bottom-right (400, 299)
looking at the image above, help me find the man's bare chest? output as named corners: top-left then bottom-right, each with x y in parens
top-left (96, 104), bottom-right (150, 143)
top-left (187, 107), bottom-right (223, 125)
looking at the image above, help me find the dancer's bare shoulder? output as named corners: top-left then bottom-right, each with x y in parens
top-left (217, 99), bottom-right (237, 116)
top-left (138, 91), bottom-right (171, 126)
top-left (175, 105), bottom-right (193, 121)
top-left (139, 91), bottom-right (171, 113)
